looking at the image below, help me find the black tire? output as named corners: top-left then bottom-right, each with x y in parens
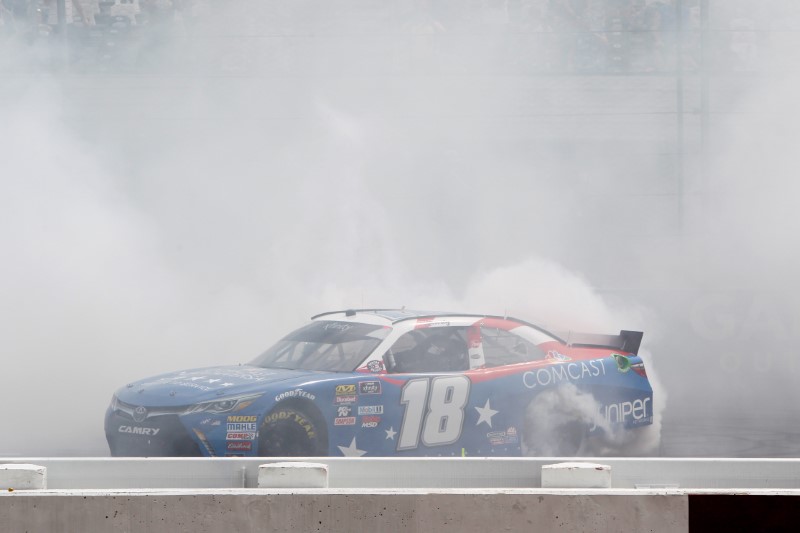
top-left (522, 384), bottom-right (592, 457)
top-left (551, 419), bottom-right (589, 457)
top-left (258, 406), bottom-right (326, 456)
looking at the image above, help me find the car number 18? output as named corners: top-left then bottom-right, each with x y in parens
top-left (397, 375), bottom-right (471, 451)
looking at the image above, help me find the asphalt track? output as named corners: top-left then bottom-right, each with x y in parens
top-left (3, 412), bottom-right (795, 458)
top-left (659, 411), bottom-right (800, 458)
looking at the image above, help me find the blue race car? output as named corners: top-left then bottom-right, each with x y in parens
top-left (105, 309), bottom-right (653, 457)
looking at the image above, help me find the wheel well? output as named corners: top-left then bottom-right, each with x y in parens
top-left (266, 398), bottom-right (329, 451)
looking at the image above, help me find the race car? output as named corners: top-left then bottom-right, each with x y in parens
top-left (105, 309), bottom-right (653, 457)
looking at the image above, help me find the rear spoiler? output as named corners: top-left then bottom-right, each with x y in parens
top-left (567, 330), bottom-right (643, 355)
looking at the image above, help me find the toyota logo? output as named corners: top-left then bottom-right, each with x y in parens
top-left (133, 406), bottom-right (148, 422)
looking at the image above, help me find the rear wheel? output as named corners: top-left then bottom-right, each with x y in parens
top-left (258, 406), bottom-right (326, 456)
top-left (522, 384), bottom-right (592, 456)
top-left (551, 419), bottom-right (589, 456)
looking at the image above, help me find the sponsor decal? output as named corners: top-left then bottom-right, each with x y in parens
top-left (274, 388), bottom-right (316, 402)
top-left (337, 406), bottom-right (352, 417)
top-left (226, 432), bottom-right (256, 441)
top-left (174, 368), bottom-right (274, 382)
top-left (119, 426), bottom-right (160, 436)
top-left (148, 372), bottom-right (247, 390)
top-left (227, 415), bottom-right (257, 423)
top-left (334, 395), bottom-right (357, 405)
top-left (361, 415), bottom-right (381, 428)
top-left (263, 410), bottom-right (317, 439)
top-left (487, 431), bottom-right (506, 446)
top-left (486, 427), bottom-right (519, 446)
top-left (545, 350), bottom-right (572, 362)
top-left (416, 318), bottom-right (450, 329)
top-left (612, 353), bottom-right (631, 373)
top-left (323, 322), bottom-right (352, 332)
top-left (132, 406), bottom-right (147, 423)
top-left (227, 422), bottom-right (257, 432)
top-left (590, 398), bottom-right (652, 430)
top-left (357, 405), bottom-right (384, 415)
top-left (334, 417), bottom-right (356, 426)
top-left (226, 441), bottom-right (252, 451)
top-left (366, 360), bottom-right (384, 373)
top-left (359, 381), bottom-right (382, 395)
top-left (522, 359), bottom-right (607, 389)
top-left (200, 418), bottom-right (212, 425)
top-left (336, 384), bottom-right (357, 395)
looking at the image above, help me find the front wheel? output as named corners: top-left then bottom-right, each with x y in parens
top-left (258, 406), bottom-right (326, 456)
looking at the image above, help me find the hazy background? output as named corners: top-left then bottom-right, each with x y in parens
top-left (1, 0), bottom-right (799, 456)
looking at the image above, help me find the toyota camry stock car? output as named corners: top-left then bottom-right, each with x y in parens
top-left (106, 309), bottom-right (653, 457)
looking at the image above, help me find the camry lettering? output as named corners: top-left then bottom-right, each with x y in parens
top-left (119, 426), bottom-right (160, 436)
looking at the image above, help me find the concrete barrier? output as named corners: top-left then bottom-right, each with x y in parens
top-left (4, 457), bottom-right (800, 490)
top-left (258, 462), bottom-right (328, 488)
top-left (0, 490), bottom-right (688, 533)
top-left (0, 464), bottom-right (46, 490)
top-left (541, 462), bottom-right (611, 488)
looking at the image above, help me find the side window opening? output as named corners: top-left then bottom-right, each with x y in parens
top-left (481, 327), bottom-right (545, 367)
top-left (386, 327), bottom-right (469, 373)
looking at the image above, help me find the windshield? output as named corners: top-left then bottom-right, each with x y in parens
top-left (250, 321), bottom-right (391, 372)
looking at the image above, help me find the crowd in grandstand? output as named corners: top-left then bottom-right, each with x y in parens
top-left (0, 1), bottom-right (787, 73)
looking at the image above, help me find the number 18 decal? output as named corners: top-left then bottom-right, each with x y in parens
top-left (397, 375), bottom-right (471, 450)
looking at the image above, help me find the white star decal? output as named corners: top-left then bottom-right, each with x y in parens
top-left (337, 437), bottom-right (367, 457)
top-left (385, 426), bottom-right (397, 440)
top-left (474, 398), bottom-right (498, 428)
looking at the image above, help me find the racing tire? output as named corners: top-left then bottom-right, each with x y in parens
top-left (550, 419), bottom-right (589, 457)
top-left (258, 406), bottom-right (327, 456)
top-left (521, 384), bottom-right (592, 457)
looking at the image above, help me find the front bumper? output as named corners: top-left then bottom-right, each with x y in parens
top-left (105, 404), bottom-right (201, 457)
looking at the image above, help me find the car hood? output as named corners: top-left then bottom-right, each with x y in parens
top-left (114, 365), bottom-right (319, 407)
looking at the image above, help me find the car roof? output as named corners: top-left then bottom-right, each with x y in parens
top-left (310, 309), bottom-right (565, 342)
top-left (311, 309), bottom-right (444, 323)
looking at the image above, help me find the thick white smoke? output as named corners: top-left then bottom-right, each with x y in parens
top-left (460, 258), bottom-right (664, 456)
top-left (2, 0), bottom-right (797, 458)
